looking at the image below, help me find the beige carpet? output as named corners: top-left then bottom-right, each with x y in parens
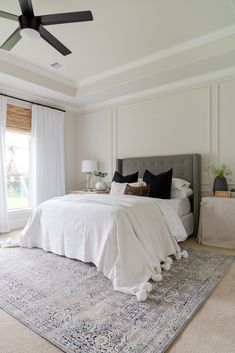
top-left (0, 231), bottom-right (234, 353)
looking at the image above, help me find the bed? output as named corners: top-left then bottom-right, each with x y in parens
top-left (167, 198), bottom-right (194, 236)
top-left (116, 153), bottom-right (201, 235)
top-left (21, 154), bottom-right (201, 301)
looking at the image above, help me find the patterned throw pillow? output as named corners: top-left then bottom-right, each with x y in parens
top-left (110, 181), bottom-right (147, 195)
top-left (124, 184), bottom-right (150, 197)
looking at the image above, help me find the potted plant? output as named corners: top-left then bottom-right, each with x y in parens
top-left (94, 171), bottom-right (108, 191)
top-left (208, 163), bottom-right (232, 194)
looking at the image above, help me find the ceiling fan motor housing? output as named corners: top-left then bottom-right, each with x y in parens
top-left (19, 15), bottom-right (41, 31)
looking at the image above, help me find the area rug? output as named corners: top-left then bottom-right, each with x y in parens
top-left (0, 247), bottom-right (234, 353)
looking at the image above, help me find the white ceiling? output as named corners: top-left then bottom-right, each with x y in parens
top-left (0, 0), bottom-right (235, 109)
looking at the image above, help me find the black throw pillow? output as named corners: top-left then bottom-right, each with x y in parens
top-left (143, 168), bottom-right (173, 199)
top-left (112, 171), bottom-right (138, 183)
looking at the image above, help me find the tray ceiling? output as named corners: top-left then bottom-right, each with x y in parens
top-left (0, 0), bottom-right (234, 83)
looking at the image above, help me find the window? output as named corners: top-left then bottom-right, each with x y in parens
top-left (5, 103), bottom-right (32, 210)
top-left (6, 131), bottom-right (31, 210)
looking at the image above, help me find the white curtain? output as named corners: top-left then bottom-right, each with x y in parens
top-left (32, 105), bottom-right (65, 207)
top-left (0, 96), bottom-right (9, 233)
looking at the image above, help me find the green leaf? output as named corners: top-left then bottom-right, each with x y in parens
top-left (208, 162), bottom-right (232, 178)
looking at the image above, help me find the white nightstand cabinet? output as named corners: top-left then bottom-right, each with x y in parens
top-left (198, 197), bottom-right (235, 249)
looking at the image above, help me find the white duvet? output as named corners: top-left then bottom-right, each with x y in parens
top-left (21, 194), bottom-right (188, 300)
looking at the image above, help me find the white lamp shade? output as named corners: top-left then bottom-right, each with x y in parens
top-left (81, 160), bottom-right (97, 173)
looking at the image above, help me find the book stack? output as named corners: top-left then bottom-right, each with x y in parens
top-left (214, 191), bottom-right (231, 198)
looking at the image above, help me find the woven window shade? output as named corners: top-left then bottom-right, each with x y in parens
top-left (6, 104), bottom-right (31, 133)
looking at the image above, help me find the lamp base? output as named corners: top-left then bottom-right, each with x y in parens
top-left (86, 172), bottom-right (93, 190)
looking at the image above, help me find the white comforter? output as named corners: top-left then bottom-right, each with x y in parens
top-left (21, 194), bottom-right (187, 299)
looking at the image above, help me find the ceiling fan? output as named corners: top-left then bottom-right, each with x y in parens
top-left (0, 0), bottom-right (93, 56)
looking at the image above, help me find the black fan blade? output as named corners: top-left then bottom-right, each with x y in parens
top-left (0, 11), bottom-right (18, 21)
top-left (39, 26), bottom-right (71, 56)
top-left (18, 0), bottom-right (34, 16)
top-left (1, 28), bottom-right (21, 50)
top-left (39, 11), bottom-right (93, 26)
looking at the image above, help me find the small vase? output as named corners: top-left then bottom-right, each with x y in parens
top-left (213, 176), bottom-right (228, 194)
top-left (95, 181), bottom-right (107, 191)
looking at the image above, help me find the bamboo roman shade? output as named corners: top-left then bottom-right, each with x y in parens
top-left (6, 104), bottom-right (31, 133)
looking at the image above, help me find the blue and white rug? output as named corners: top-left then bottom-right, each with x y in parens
top-left (0, 247), bottom-right (234, 353)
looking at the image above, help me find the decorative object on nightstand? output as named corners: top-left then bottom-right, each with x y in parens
top-left (214, 191), bottom-right (231, 198)
top-left (81, 160), bottom-right (97, 191)
top-left (94, 171), bottom-right (108, 191)
top-left (70, 190), bottom-right (109, 195)
top-left (207, 163), bottom-right (232, 194)
top-left (230, 189), bottom-right (235, 198)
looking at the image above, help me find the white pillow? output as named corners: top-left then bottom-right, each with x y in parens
top-left (172, 178), bottom-right (190, 190)
top-left (171, 187), bottom-right (193, 200)
top-left (110, 181), bottom-right (147, 195)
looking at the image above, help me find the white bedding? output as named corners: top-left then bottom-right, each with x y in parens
top-left (167, 198), bottom-right (191, 217)
top-left (181, 212), bottom-right (194, 236)
top-left (21, 194), bottom-right (188, 300)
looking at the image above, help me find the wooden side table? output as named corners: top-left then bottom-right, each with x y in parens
top-left (198, 196), bottom-right (235, 249)
top-left (70, 190), bottom-right (110, 195)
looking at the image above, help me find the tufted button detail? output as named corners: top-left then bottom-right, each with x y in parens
top-left (120, 156), bottom-right (193, 189)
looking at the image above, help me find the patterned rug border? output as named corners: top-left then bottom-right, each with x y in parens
top-left (0, 297), bottom-right (64, 352)
top-left (163, 248), bottom-right (234, 352)
top-left (0, 246), bottom-right (234, 353)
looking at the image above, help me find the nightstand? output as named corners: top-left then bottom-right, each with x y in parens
top-left (70, 190), bottom-right (110, 195)
top-left (198, 196), bottom-right (235, 249)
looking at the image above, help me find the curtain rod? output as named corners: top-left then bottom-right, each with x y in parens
top-left (0, 93), bottom-right (66, 113)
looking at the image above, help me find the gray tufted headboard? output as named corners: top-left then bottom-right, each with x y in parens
top-left (116, 154), bottom-right (201, 236)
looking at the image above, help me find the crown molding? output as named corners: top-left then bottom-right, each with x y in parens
top-left (1, 66), bottom-right (235, 115)
top-left (77, 25), bottom-right (235, 87)
top-left (0, 56), bottom-right (76, 97)
top-left (77, 67), bottom-right (235, 114)
top-left (1, 25), bottom-right (235, 111)
top-left (0, 80), bottom-right (78, 113)
top-left (2, 24), bottom-right (234, 92)
top-left (0, 50), bottom-right (76, 87)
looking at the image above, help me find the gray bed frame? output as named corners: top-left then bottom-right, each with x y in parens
top-left (117, 154), bottom-right (201, 236)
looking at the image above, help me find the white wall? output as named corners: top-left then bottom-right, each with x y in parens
top-left (218, 80), bottom-right (235, 179)
top-left (76, 76), bottom-right (235, 194)
top-left (76, 109), bottom-right (112, 189)
top-left (64, 111), bottom-right (79, 192)
top-left (7, 76), bottom-right (235, 230)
